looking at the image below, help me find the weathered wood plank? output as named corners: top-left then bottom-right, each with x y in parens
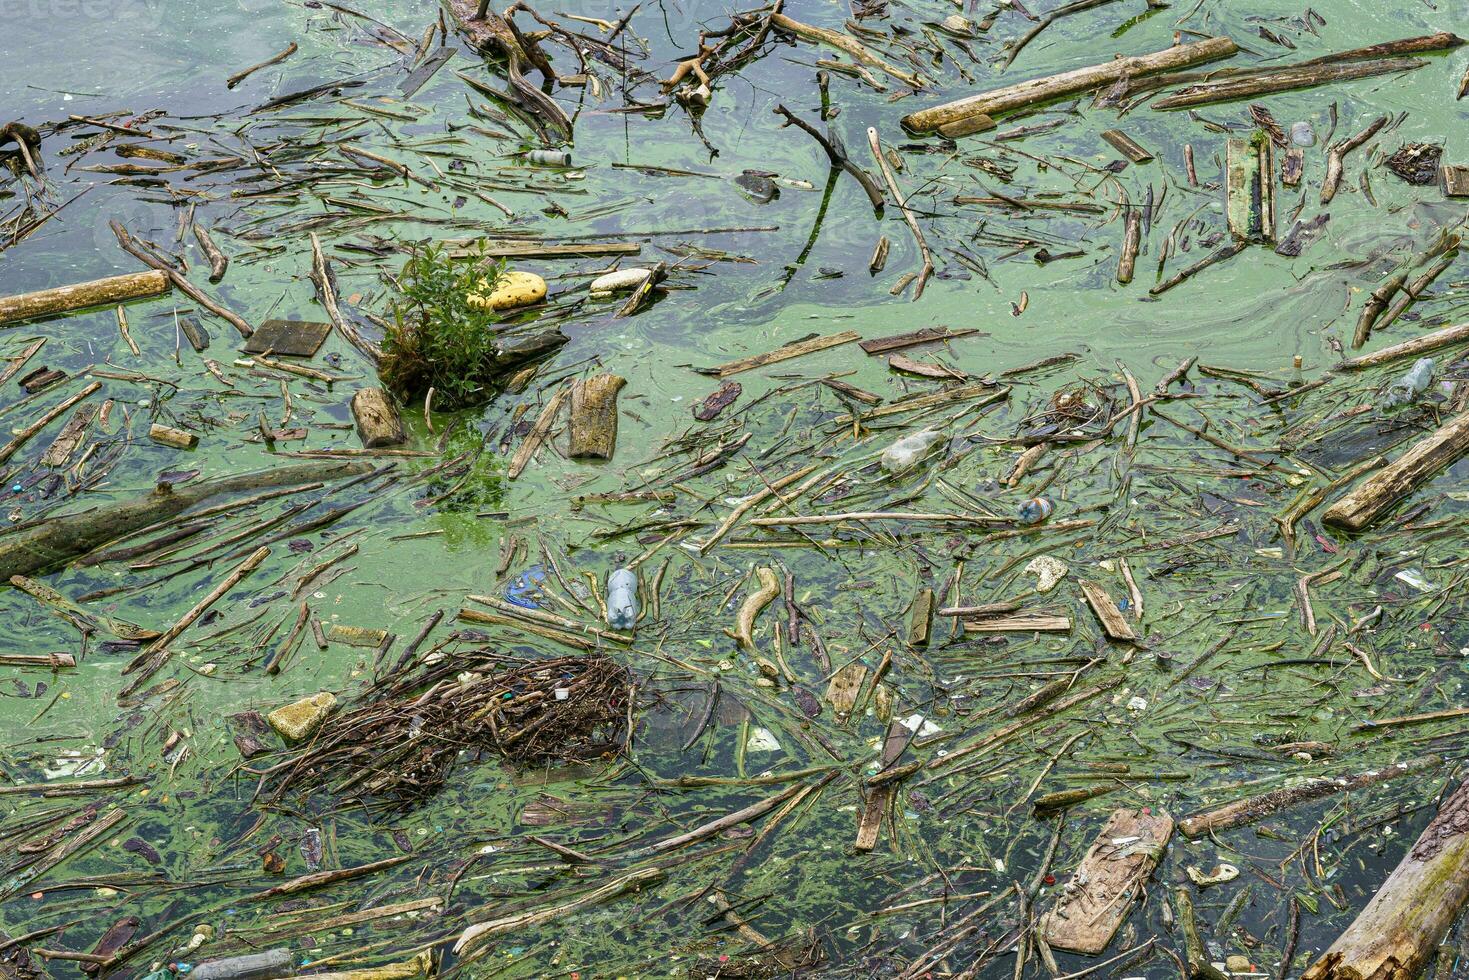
top-left (1039, 808), bottom-right (1173, 956)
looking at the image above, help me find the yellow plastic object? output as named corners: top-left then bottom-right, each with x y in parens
top-left (466, 271), bottom-right (546, 312)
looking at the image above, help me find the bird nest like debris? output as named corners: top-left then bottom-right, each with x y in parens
top-left (1384, 142), bottom-right (1442, 185)
top-left (259, 653), bottom-right (633, 808)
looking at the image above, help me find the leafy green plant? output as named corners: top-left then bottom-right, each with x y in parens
top-left (380, 243), bottom-right (509, 410)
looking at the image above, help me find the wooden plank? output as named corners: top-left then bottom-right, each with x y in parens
top-left (244, 319), bottom-right (331, 357)
top-left (963, 613), bottom-right (1071, 633)
top-left (1039, 808), bottom-right (1173, 956)
top-left (1322, 412), bottom-right (1469, 530)
top-left (1079, 579), bottom-right (1137, 641)
top-left (698, 331), bottom-right (861, 378)
top-left (39, 404), bottom-right (98, 467)
top-left (858, 326), bottom-right (979, 355)
top-left (856, 718), bottom-right (909, 852)
top-left (825, 662), bottom-right (867, 718)
top-left (1226, 134), bottom-right (1274, 244)
top-left (1442, 164), bottom-right (1469, 197)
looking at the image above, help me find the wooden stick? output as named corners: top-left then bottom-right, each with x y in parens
top-left (192, 224), bottom-right (230, 283)
top-left (867, 128), bottom-right (933, 299)
top-left (226, 41), bottom-right (298, 88)
top-left (1323, 115), bottom-right (1388, 205)
top-left (455, 868), bottom-right (663, 955)
top-left (310, 233), bottom-right (380, 363)
top-left (0, 271), bottom-right (168, 326)
top-left (111, 222), bottom-right (253, 338)
top-left (1177, 755), bottom-right (1441, 837)
top-left (1154, 58), bottom-right (1424, 111)
top-left (1322, 412), bottom-right (1469, 530)
top-left (0, 381), bottom-right (101, 464)
top-left (901, 36), bottom-right (1237, 131)
top-left (770, 13), bottom-right (925, 88)
top-left (507, 383), bottom-right (569, 479)
top-left (121, 547), bottom-right (271, 692)
top-left (1339, 319), bottom-right (1469, 370)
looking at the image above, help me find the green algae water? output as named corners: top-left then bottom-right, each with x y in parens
top-left (2, 0), bottom-right (1469, 976)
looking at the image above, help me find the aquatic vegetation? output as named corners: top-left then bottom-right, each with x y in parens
top-left (381, 243), bottom-right (510, 410)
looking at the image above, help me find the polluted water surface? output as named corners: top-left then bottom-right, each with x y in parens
top-left (1, 0), bottom-right (1469, 978)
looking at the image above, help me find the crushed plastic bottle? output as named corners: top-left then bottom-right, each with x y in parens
top-left (525, 149), bottom-right (571, 167)
top-left (881, 428), bottom-right (944, 474)
top-left (1018, 497), bottom-right (1054, 525)
top-left (1289, 121), bottom-right (1315, 147)
top-left (504, 565), bottom-right (547, 609)
top-left (607, 567), bottom-right (638, 629)
top-left (1385, 357), bottom-right (1435, 406)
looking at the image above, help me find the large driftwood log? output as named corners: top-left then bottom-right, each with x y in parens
top-left (1303, 778), bottom-right (1469, 980)
top-left (1178, 756), bottom-right (1442, 837)
top-left (900, 36), bottom-right (1237, 132)
top-left (0, 460), bottom-right (373, 581)
top-left (1039, 808), bottom-right (1172, 955)
top-left (0, 271), bottom-right (169, 327)
top-left (351, 388), bottom-right (406, 448)
top-left (567, 373), bottom-right (625, 459)
top-left (1323, 414), bottom-right (1469, 531)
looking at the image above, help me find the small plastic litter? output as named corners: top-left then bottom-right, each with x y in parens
top-left (881, 428), bottom-right (944, 474)
top-left (505, 565), bottom-right (547, 609)
top-left (1018, 497), bottom-right (1054, 525)
top-left (1385, 357), bottom-right (1435, 406)
top-left (525, 149), bottom-right (571, 166)
top-left (1289, 121), bottom-right (1316, 146)
top-left (1025, 555), bottom-right (1069, 592)
top-left (607, 567), bottom-right (638, 629)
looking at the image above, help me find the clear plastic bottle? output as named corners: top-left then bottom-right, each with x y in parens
top-left (607, 567), bottom-right (638, 629)
top-left (1289, 121), bottom-right (1315, 147)
top-left (881, 428), bottom-right (945, 474)
top-left (1018, 497), bottom-right (1054, 525)
top-left (1385, 357), bottom-right (1435, 406)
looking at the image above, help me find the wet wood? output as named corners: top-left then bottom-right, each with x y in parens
top-left (0, 381), bottom-right (102, 464)
top-left (443, 0), bottom-right (572, 139)
top-left (1323, 413), bottom-right (1469, 530)
top-left (1154, 57), bottom-right (1425, 110)
top-left (728, 567), bottom-right (780, 651)
top-left (1323, 115), bottom-right (1388, 205)
top-left (1226, 134), bottom-right (1275, 243)
top-left (1283, 147), bottom-right (1305, 187)
top-left (1101, 129), bottom-right (1153, 163)
top-left (40, 404), bottom-right (98, 467)
top-left (963, 612), bottom-right (1071, 633)
top-left (1079, 579), bottom-right (1137, 641)
top-left (148, 423), bottom-right (198, 449)
top-left (507, 383), bottom-right (569, 480)
top-left (350, 388), bottom-right (406, 448)
top-left (856, 718), bottom-right (908, 852)
top-left (1117, 207), bottom-right (1141, 284)
top-left (112, 221), bottom-right (253, 338)
top-left (1442, 165), bottom-right (1469, 197)
top-left (826, 662), bottom-right (867, 717)
top-left (1339, 319), bottom-right (1469, 370)
top-left (769, 13), bottom-right (925, 89)
top-left (1039, 808), bottom-right (1172, 955)
top-left (0, 270), bottom-right (168, 326)
top-left (699, 331), bottom-right (861, 377)
top-left (193, 224), bottom-right (229, 282)
top-left (567, 373), bottom-right (626, 459)
top-left (1178, 755), bottom-right (1441, 837)
top-left (0, 459), bottom-right (371, 580)
top-left (901, 36), bottom-right (1237, 132)
top-left (1303, 777), bottom-right (1469, 980)
top-left (936, 113), bottom-right (996, 139)
top-left (859, 326), bottom-right (979, 355)
top-left (244, 319), bottom-right (332, 357)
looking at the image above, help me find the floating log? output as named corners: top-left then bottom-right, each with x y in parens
top-left (567, 373), bottom-right (626, 460)
top-left (350, 388), bottom-right (406, 448)
top-left (1039, 808), bottom-right (1172, 955)
top-left (0, 270), bottom-right (169, 327)
top-left (1302, 777), bottom-right (1469, 980)
top-left (1101, 129), bottom-right (1153, 163)
top-left (0, 459), bottom-right (372, 580)
top-left (1177, 755), bottom-right (1441, 837)
top-left (900, 36), bottom-right (1238, 132)
top-left (1322, 413), bottom-right (1469, 530)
